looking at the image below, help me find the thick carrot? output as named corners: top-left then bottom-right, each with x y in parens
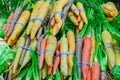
top-left (5, 12), bottom-right (14, 34)
top-left (53, 41), bottom-right (60, 75)
top-left (67, 31), bottom-right (75, 75)
top-left (48, 66), bottom-right (52, 74)
top-left (26, 1), bottom-right (44, 35)
top-left (60, 36), bottom-right (68, 77)
top-left (13, 36), bottom-right (25, 74)
top-left (76, 35), bottom-right (83, 80)
top-left (86, 68), bottom-right (92, 80)
top-left (39, 38), bottom-right (47, 70)
top-left (76, 2), bottom-right (88, 24)
top-left (7, 10), bottom-right (30, 46)
top-left (50, 17), bottom-right (56, 29)
top-left (30, 2), bottom-right (50, 39)
top-left (45, 35), bottom-right (57, 66)
top-left (91, 62), bottom-right (100, 80)
top-left (19, 36), bottom-right (30, 65)
top-left (82, 37), bottom-right (92, 80)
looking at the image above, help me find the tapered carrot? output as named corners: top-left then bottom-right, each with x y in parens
top-left (79, 20), bottom-right (84, 30)
top-left (67, 31), bottom-right (75, 75)
top-left (5, 12), bottom-right (14, 34)
top-left (50, 17), bottom-right (56, 28)
top-left (53, 41), bottom-right (60, 75)
top-left (82, 37), bottom-right (92, 80)
top-left (45, 35), bottom-right (57, 66)
top-left (91, 62), bottom-right (100, 80)
top-left (48, 66), bottom-right (52, 74)
top-left (39, 38), bottom-right (47, 70)
top-left (76, 15), bottom-right (81, 22)
top-left (86, 68), bottom-right (92, 80)
top-left (71, 4), bottom-right (79, 16)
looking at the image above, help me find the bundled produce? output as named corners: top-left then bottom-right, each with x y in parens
top-left (45, 35), bottom-right (57, 66)
top-left (7, 10), bottom-right (30, 46)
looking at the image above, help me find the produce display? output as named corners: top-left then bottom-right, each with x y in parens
top-left (0, 0), bottom-right (120, 80)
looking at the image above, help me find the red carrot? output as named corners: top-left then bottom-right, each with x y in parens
top-left (5, 12), bottom-right (14, 34)
top-left (82, 37), bottom-right (92, 80)
top-left (39, 38), bottom-right (47, 70)
top-left (76, 15), bottom-right (81, 22)
top-left (48, 66), bottom-right (52, 74)
top-left (50, 17), bottom-right (56, 28)
top-left (92, 62), bottom-right (100, 80)
top-left (86, 68), bottom-right (92, 80)
top-left (53, 41), bottom-right (60, 75)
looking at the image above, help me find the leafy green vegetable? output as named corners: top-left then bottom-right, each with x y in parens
top-left (0, 28), bottom-right (5, 38)
top-left (110, 66), bottom-right (120, 79)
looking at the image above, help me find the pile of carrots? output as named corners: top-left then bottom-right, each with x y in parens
top-left (0, 0), bottom-right (120, 80)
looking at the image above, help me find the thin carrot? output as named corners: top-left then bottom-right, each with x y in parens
top-left (48, 66), bottom-right (52, 74)
top-left (5, 12), bottom-right (14, 34)
top-left (67, 31), bottom-right (75, 75)
top-left (50, 17), bottom-right (56, 28)
top-left (86, 68), bottom-right (92, 80)
top-left (53, 41), bottom-right (60, 75)
top-left (82, 37), bottom-right (92, 80)
top-left (76, 15), bottom-right (81, 22)
top-left (5, 62), bottom-right (14, 72)
top-left (39, 38), bottom-right (47, 70)
top-left (91, 62), bottom-right (100, 80)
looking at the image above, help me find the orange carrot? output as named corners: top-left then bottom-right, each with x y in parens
top-left (53, 41), bottom-right (60, 75)
top-left (82, 37), bottom-right (92, 80)
top-left (50, 17), bottom-right (56, 28)
top-left (91, 62), bottom-right (100, 80)
top-left (48, 66), bottom-right (52, 74)
top-left (5, 12), bottom-right (14, 34)
top-left (86, 68), bottom-right (92, 80)
top-left (39, 38), bottom-right (47, 70)
top-left (5, 62), bottom-right (14, 72)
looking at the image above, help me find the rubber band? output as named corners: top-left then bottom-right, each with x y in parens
top-left (105, 45), bottom-right (113, 49)
top-left (38, 50), bottom-right (46, 56)
top-left (29, 18), bottom-right (43, 24)
top-left (78, 8), bottom-right (85, 12)
top-left (113, 44), bottom-right (120, 47)
top-left (54, 11), bottom-right (65, 18)
top-left (114, 48), bottom-right (120, 51)
top-left (77, 62), bottom-right (90, 67)
top-left (11, 19), bottom-right (16, 23)
top-left (72, 8), bottom-right (79, 13)
top-left (56, 52), bottom-right (74, 57)
top-left (16, 22), bottom-right (25, 28)
top-left (17, 46), bottom-right (30, 51)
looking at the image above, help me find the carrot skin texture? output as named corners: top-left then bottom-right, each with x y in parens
top-left (50, 17), bottom-right (56, 28)
top-left (39, 38), bottom-right (47, 70)
top-left (48, 66), bottom-right (52, 74)
top-left (76, 35), bottom-right (83, 80)
top-left (82, 37), bottom-right (92, 80)
top-left (86, 68), bottom-right (92, 80)
top-left (92, 62), bottom-right (100, 80)
top-left (53, 41), bottom-right (60, 75)
top-left (37, 35), bottom-right (44, 53)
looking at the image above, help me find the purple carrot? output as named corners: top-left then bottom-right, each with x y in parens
top-left (100, 72), bottom-right (108, 80)
top-left (37, 35), bottom-right (44, 53)
top-left (7, 6), bottom-right (23, 36)
top-left (37, 11), bottom-right (50, 39)
top-left (76, 35), bottom-right (83, 80)
top-left (62, 0), bottom-right (73, 25)
top-left (19, 36), bottom-right (30, 65)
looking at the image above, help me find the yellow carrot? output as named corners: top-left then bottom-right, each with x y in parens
top-left (67, 11), bottom-right (78, 26)
top-left (7, 10), bottom-right (30, 46)
top-left (112, 39), bottom-right (120, 66)
top-left (79, 19), bottom-right (84, 30)
top-left (60, 36), bottom-right (68, 77)
top-left (13, 36), bottom-right (25, 74)
top-left (45, 35), bottom-right (57, 66)
top-left (102, 30), bottom-right (115, 69)
top-left (26, 1), bottom-right (43, 35)
top-left (71, 4), bottom-right (79, 16)
top-left (76, 2), bottom-right (88, 24)
top-left (67, 31), bottom-right (75, 75)
top-left (30, 2), bottom-right (50, 39)
top-left (21, 38), bottom-right (37, 69)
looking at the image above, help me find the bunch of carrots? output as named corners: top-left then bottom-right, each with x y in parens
top-left (1, 0), bottom-right (120, 80)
